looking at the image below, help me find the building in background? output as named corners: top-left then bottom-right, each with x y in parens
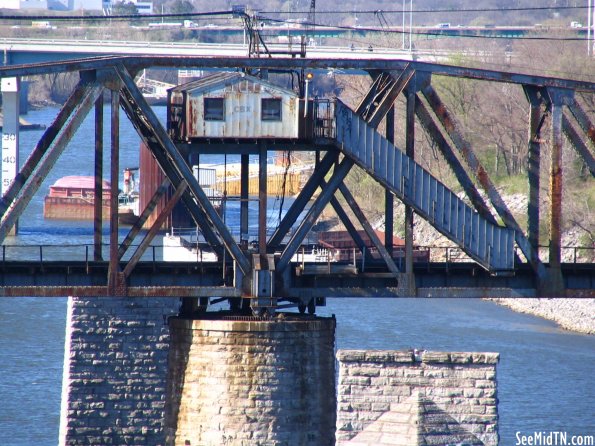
top-left (3, 0), bottom-right (48, 9)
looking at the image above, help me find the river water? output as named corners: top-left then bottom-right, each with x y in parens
top-left (0, 106), bottom-right (593, 445)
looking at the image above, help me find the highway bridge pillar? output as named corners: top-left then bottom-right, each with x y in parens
top-left (165, 315), bottom-right (336, 446)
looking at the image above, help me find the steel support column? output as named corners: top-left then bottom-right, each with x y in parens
top-left (547, 89), bottom-right (571, 278)
top-left (108, 89), bottom-right (121, 293)
top-left (268, 151), bottom-right (337, 249)
top-left (240, 153), bottom-right (249, 249)
top-left (259, 145), bottom-right (267, 256)
top-left (405, 83), bottom-right (415, 277)
top-left (94, 94), bottom-right (104, 261)
top-left (0, 82), bottom-right (103, 244)
top-left (385, 106), bottom-right (395, 256)
top-left (277, 158), bottom-right (353, 272)
top-left (524, 86), bottom-right (545, 254)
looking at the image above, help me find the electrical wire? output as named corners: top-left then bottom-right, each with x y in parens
top-left (2, 4), bottom-right (591, 22)
top-left (262, 5), bottom-right (592, 14)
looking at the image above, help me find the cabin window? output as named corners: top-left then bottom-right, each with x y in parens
top-left (261, 98), bottom-right (282, 121)
top-left (204, 98), bottom-right (225, 121)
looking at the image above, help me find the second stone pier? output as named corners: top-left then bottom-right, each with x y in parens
top-left (165, 314), bottom-right (337, 446)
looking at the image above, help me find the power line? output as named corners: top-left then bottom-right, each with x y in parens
top-left (1, 4), bottom-right (591, 22)
top-left (263, 5), bottom-right (591, 14)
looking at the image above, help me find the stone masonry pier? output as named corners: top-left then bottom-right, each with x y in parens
top-left (166, 315), bottom-right (337, 446)
top-left (336, 349), bottom-right (499, 445)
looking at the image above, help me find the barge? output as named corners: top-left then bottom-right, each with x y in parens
top-left (43, 175), bottom-right (138, 223)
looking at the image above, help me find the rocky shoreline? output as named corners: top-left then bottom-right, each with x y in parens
top-left (488, 298), bottom-right (595, 335)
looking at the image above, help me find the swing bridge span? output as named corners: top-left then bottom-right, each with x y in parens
top-left (0, 55), bottom-right (593, 309)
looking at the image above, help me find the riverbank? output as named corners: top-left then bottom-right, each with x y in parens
top-left (488, 298), bottom-right (595, 335)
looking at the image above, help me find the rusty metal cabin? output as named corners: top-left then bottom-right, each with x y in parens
top-left (168, 72), bottom-right (303, 141)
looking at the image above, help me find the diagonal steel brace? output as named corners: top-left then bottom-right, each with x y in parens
top-left (337, 183), bottom-right (401, 275)
top-left (123, 180), bottom-right (188, 278)
top-left (0, 82), bottom-right (103, 244)
top-left (115, 64), bottom-right (251, 275)
top-left (117, 85), bottom-right (223, 255)
top-left (0, 78), bottom-right (93, 218)
top-left (268, 150), bottom-right (337, 249)
top-left (277, 157), bottom-right (354, 273)
top-left (562, 113), bottom-right (595, 177)
top-left (119, 178), bottom-right (171, 259)
top-left (420, 80), bottom-right (545, 278)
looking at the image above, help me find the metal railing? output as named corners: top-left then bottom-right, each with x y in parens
top-left (0, 242), bottom-right (591, 271)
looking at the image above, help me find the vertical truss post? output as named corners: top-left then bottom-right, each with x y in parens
top-left (546, 88), bottom-right (573, 287)
top-left (240, 153), bottom-right (249, 249)
top-left (405, 82), bottom-right (415, 279)
top-left (108, 90), bottom-right (121, 294)
top-left (524, 86), bottom-right (545, 255)
top-left (385, 106), bottom-right (395, 257)
top-left (94, 94), bottom-right (104, 261)
top-left (259, 145), bottom-right (267, 257)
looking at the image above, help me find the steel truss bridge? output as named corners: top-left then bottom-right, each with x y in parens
top-left (0, 55), bottom-right (593, 311)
